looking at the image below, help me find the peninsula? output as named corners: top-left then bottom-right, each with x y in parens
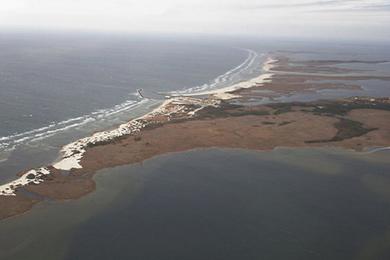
top-left (1, 54), bottom-right (389, 220)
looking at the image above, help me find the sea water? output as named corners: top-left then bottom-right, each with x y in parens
top-left (0, 32), bottom-right (265, 182)
top-left (1, 33), bottom-right (389, 182)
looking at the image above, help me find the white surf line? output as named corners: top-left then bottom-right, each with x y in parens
top-left (51, 96), bottom-right (219, 172)
top-left (212, 49), bottom-right (259, 85)
top-left (0, 55), bottom-right (277, 196)
top-left (173, 56), bottom-right (278, 100)
top-left (212, 49), bottom-right (256, 81)
top-left (0, 96), bottom-right (220, 196)
top-left (169, 48), bottom-right (260, 95)
top-left (0, 92), bottom-right (146, 152)
top-left (0, 55), bottom-right (274, 196)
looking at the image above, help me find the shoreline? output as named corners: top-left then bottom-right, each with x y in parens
top-left (1, 53), bottom-right (390, 220)
top-left (0, 95), bottom-right (389, 219)
top-left (0, 54), bottom-right (276, 196)
top-left (0, 96), bottom-right (220, 195)
top-left (173, 57), bottom-right (276, 100)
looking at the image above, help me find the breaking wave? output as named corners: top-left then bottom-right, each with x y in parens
top-left (169, 49), bottom-right (263, 95)
top-left (0, 48), bottom-right (263, 162)
top-left (0, 92), bottom-right (149, 154)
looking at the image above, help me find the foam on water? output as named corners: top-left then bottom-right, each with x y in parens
top-left (0, 47), bottom-right (268, 194)
top-left (0, 48), bottom-right (261, 160)
top-left (0, 92), bottom-right (147, 157)
top-left (168, 49), bottom-right (263, 95)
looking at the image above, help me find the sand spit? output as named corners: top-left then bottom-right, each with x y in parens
top-left (171, 57), bottom-right (277, 100)
top-left (0, 95), bottom-right (389, 218)
top-left (0, 167), bottom-right (50, 196)
top-left (0, 56), bottom-right (276, 196)
top-left (2, 53), bottom-right (389, 220)
top-left (0, 96), bottom-right (221, 196)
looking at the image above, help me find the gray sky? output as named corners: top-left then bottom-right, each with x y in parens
top-left (1, 0), bottom-right (389, 41)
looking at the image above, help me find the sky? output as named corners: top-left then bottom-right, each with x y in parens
top-left (0, 0), bottom-right (389, 41)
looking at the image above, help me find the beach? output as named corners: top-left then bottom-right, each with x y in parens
top-left (2, 0), bottom-right (390, 257)
top-left (1, 52), bottom-right (390, 220)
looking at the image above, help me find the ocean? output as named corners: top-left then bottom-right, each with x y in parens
top-left (1, 33), bottom-right (389, 183)
top-left (0, 32), bottom-right (266, 182)
top-left (1, 33), bottom-right (390, 259)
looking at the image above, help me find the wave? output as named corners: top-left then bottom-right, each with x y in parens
top-left (0, 48), bottom-right (263, 161)
top-left (0, 92), bottom-right (149, 154)
top-left (168, 48), bottom-right (263, 95)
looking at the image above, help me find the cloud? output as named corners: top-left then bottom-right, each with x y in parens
top-left (233, 0), bottom-right (359, 10)
top-left (0, 0), bottom-right (388, 41)
top-left (218, 0), bottom-right (390, 12)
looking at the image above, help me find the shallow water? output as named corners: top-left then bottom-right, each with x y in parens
top-left (1, 148), bottom-right (390, 260)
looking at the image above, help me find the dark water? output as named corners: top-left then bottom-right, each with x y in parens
top-left (1, 148), bottom-right (390, 260)
top-left (1, 34), bottom-right (389, 183)
top-left (1, 35), bottom-right (390, 259)
top-left (0, 32), bottom-right (247, 137)
top-left (0, 32), bottom-right (261, 182)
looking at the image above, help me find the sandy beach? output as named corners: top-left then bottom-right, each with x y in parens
top-left (1, 54), bottom-right (390, 220)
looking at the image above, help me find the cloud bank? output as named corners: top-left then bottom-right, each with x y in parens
top-left (0, 0), bottom-right (389, 41)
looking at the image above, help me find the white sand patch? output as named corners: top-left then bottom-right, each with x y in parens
top-left (52, 96), bottom-right (219, 171)
top-left (182, 72), bottom-right (273, 100)
top-left (263, 57), bottom-right (278, 72)
top-left (172, 56), bottom-right (277, 101)
top-left (0, 56), bottom-right (276, 196)
top-left (53, 155), bottom-right (83, 171)
top-left (212, 92), bottom-right (241, 100)
top-left (0, 167), bottom-right (51, 196)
